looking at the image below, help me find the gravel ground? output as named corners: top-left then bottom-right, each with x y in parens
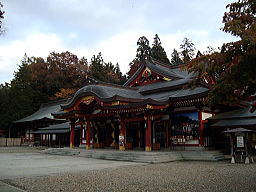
top-left (6, 161), bottom-right (256, 192)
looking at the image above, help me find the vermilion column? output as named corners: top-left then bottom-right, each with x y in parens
top-left (70, 122), bottom-right (75, 148)
top-left (198, 111), bottom-right (204, 146)
top-left (119, 118), bottom-right (125, 151)
top-left (145, 115), bottom-right (152, 152)
top-left (86, 119), bottom-right (91, 150)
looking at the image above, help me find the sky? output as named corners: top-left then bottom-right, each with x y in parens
top-left (0, 0), bottom-right (237, 84)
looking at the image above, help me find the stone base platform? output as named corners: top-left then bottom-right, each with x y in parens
top-left (41, 148), bottom-right (226, 163)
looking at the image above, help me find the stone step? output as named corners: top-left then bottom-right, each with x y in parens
top-left (41, 148), bottom-right (226, 163)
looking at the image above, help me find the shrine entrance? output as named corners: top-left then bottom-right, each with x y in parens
top-left (126, 121), bottom-right (145, 150)
top-left (170, 112), bottom-right (200, 147)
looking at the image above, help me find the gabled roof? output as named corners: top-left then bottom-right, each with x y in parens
top-left (138, 78), bottom-right (191, 94)
top-left (145, 86), bottom-right (208, 102)
top-left (224, 128), bottom-right (254, 133)
top-left (212, 119), bottom-right (256, 128)
top-left (31, 122), bottom-right (80, 134)
top-left (210, 105), bottom-right (256, 128)
top-left (210, 107), bottom-right (256, 120)
top-left (124, 58), bottom-right (195, 87)
top-left (14, 100), bottom-right (66, 123)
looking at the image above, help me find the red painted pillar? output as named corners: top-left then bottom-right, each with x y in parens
top-left (198, 111), bottom-right (204, 146)
top-left (145, 115), bottom-right (152, 152)
top-left (70, 122), bottom-right (75, 148)
top-left (86, 119), bottom-right (91, 150)
top-left (119, 118), bottom-right (125, 151)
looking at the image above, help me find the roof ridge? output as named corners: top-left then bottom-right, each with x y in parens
top-left (123, 61), bottom-right (146, 86)
top-left (150, 57), bottom-right (174, 69)
top-left (97, 82), bottom-right (138, 90)
top-left (41, 99), bottom-right (67, 107)
top-left (150, 57), bottom-right (189, 70)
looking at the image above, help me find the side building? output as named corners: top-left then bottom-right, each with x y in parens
top-left (12, 100), bottom-right (67, 146)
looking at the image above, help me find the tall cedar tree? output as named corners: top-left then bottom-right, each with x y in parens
top-left (128, 36), bottom-right (150, 78)
top-left (196, 51), bottom-right (203, 58)
top-left (151, 34), bottom-right (170, 64)
top-left (188, 0), bottom-right (256, 109)
top-left (136, 36), bottom-right (151, 61)
top-left (180, 37), bottom-right (196, 64)
top-left (90, 52), bottom-right (105, 82)
top-left (170, 49), bottom-right (183, 66)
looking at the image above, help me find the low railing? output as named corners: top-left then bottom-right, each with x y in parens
top-left (0, 138), bottom-right (21, 146)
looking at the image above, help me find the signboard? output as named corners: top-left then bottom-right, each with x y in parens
top-left (236, 136), bottom-right (244, 148)
top-left (119, 135), bottom-right (124, 146)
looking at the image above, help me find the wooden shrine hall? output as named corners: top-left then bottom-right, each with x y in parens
top-left (52, 58), bottom-right (213, 151)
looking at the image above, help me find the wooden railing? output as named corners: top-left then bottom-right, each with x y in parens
top-left (0, 138), bottom-right (21, 146)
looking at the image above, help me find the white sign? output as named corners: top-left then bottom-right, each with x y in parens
top-left (237, 136), bottom-right (244, 148)
top-left (119, 135), bottom-right (124, 146)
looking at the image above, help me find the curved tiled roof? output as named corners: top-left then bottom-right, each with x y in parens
top-left (62, 83), bottom-right (142, 109)
top-left (61, 59), bottom-right (208, 110)
top-left (61, 83), bottom-right (208, 109)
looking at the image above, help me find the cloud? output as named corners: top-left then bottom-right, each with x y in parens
top-left (0, 32), bottom-right (64, 83)
top-left (0, 28), bottom-right (237, 84)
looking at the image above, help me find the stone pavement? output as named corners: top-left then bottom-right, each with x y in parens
top-left (0, 152), bottom-right (146, 179)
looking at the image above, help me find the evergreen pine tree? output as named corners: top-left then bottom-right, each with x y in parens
top-left (170, 49), bottom-right (183, 66)
top-left (196, 50), bottom-right (203, 58)
top-left (90, 52), bottom-right (105, 82)
top-left (180, 37), bottom-right (196, 64)
top-left (151, 34), bottom-right (170, 64)
top-left (136, 36), bottom-right (151, 61)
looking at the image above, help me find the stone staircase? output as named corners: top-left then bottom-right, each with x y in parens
top-left (179, 150), bottom-right (226, 161)
top-left (41, 148), bottom-right (80, 156)
top-left (41, 148), bottom-right (226, 163)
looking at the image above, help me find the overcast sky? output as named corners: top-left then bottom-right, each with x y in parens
top-left (0, 0), bottom-right (237, 84)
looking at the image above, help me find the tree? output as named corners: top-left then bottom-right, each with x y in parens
top-left (170, 49), bottom-right (183, 66)
top-left (196, 50), bottom-right (203, 58)
top-left (180, 37), bottom-right (196, 63)
top-left (136, 36), bottom-right (151, 61)
top-left (0, 1), bottom-right (4, 35)
top-left (187, 0), bottom-right (256, 109)
top-left (89, 53), bottom-right (126, 84)
top-left (90, 52), bottom-right (105, 82)
top-left (151, 34), bottom-right (170, 64)
top-left (46, 51), bottom-right (89, 98)
top-left (127, 59), bottom-right (142, 78)
top-left (204, 46), bottom-right (217, 55)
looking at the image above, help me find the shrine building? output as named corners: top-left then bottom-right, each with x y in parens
top-left (52, 58), bottom-right (213, 151)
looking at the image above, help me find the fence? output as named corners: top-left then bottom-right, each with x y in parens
top-left (0, 138), bottom-right (21, 146)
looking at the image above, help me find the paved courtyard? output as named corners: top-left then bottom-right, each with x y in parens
top-left (0, 147), bottom-right (256, 192)
top-left (0, 150), bottom-right (145, 179)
